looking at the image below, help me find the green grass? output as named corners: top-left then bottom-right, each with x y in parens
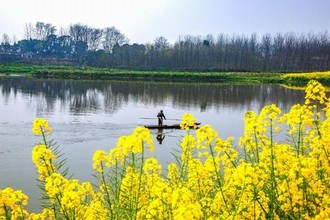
top-left (0, 63), bottom-right (284, 83)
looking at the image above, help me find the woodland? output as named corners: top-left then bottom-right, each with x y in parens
top-left (1, 22), bottom-right (329, 72)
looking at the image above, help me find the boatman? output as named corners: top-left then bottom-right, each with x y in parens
top-left (157, 110), bottom-right (166, 126)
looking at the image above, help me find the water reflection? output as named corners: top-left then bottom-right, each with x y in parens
top-left (0, 77), bottom-right (306, 116)
top-left (156, 129), bottom-right (165, 144)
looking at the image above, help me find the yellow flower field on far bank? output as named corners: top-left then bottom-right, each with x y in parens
top-left (281, 71), bottom-right (330, 85)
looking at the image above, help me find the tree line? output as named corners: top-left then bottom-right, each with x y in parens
top-left (1, 22), bottom-right (330, 72)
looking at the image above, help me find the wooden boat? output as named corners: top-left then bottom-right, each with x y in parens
top-left (144, 122), bottom-right (201, 129)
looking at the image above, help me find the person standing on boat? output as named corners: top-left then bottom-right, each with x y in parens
top-left (157, 110), bottom-right (166, 126)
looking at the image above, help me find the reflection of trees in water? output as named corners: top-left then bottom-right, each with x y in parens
top-left (0, 77), bottom-right (307, 115)
top-left (107, 82), bottom-right (306, 113)
top-left (69, 89), bottom-right (101, 114)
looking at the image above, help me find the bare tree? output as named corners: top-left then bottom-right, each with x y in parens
top-left (58, 27), bottom-right (69, 36)
top-left (260, 33), bottom-right (272, 70)
top-left (154, 36), bottom-right (169, 50)
top-left (24, 23), bottom-right (34, 39)
top-left (102, 27), bottom-right (128, 53)
top-left (88, 28), bottom-right (103, 51)
top-left (1, 34), bottom-right (11, 45)
top-left (35, 22), bottom-right (56, 40)
top-left (1, 34), bottom-right (11, 53)
top-left (69, 23), bottom-right (89, 43)
top-left (24, 22), bottom-right (56, 40)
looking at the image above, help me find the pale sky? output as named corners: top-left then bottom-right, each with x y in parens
top-left (1, 0), bottom-right (329, 44)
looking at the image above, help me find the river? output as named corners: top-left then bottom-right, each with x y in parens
top-left (0, 76), bottom-right (306, 212)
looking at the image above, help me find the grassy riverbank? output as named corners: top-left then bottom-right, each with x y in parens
top-left (0, 64), bottom-right (282, 83)
top-left (1, 64), bottom-right (330, 85)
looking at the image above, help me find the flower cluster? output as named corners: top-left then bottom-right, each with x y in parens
top-left (0, 188), bottom-right (29, 219)
top-left (32, 118), bottom-right (52, 136)
top-left (44, 173), bottom-right (94, 218)
top-left (305, 80), bottom-right (329, 106)
top-left (180, 113), bottom-right (198, 130)
top-left (1, 80), bottom-right (330, 219)
top-left (32, 144), bottom-right (56, 180)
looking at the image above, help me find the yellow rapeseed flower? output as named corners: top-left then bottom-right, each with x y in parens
top-left (32, 144), bottom-right (56, 180)
top-left (0, 187), bottom-right (29, 219)
top-left (143, 157), bottom-right (162, 175)
top-left (279, 104), bottom-right (313, 138)
top-left (305, 80), bottom-right (329, 106)
top-left (196, 124), bottom-right (218, 147)
top-left (167, 163), bottom-right (180, 183)
top-left (92, 150), bottom-right (108, 173)
top-left (32, 118), bottom-right (52, 135)
top-left (180, 113), bottom-right (198, 130)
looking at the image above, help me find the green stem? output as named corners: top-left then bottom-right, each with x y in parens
top-left (297, 121), bottom-right (302, 156)
top-left (208, 143), bottom-right (229, 212)
top-left (100, 162), bottom-right (113, 218)
top-left (269, 119), bottom-right (277, 219)
top-left (253, 129), bottom-right (259, 163)
top-left (55, 193), bottom-right (70, 220)
top-left (134, 142), bottom-right (145, 220)
top-left (224, 151), bottom-right (237, 168)
top-left (179, 130), bottom-right (191, 181)
top-left (243, 145), bottom-right (248, 162)
top-left (313, 114), bottom-right (330, 165)
top-left (4, 204), bottom-right (10, 220)
top-left (41, 128), bottom-right (48, 148)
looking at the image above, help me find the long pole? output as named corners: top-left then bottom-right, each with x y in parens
top-left (139, 117), bottom-right (181, 121)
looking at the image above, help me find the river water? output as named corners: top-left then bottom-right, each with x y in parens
top-left (0, 76), bottom-right (306, 212)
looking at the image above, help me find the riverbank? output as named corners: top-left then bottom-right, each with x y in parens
top-left (0, 64), bottom-right (283, 83)
top-left (1, 64), bottom-right (330, 85)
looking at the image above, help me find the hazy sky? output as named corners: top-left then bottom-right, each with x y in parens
top-left (1, 0), bottom-right (329, 44)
